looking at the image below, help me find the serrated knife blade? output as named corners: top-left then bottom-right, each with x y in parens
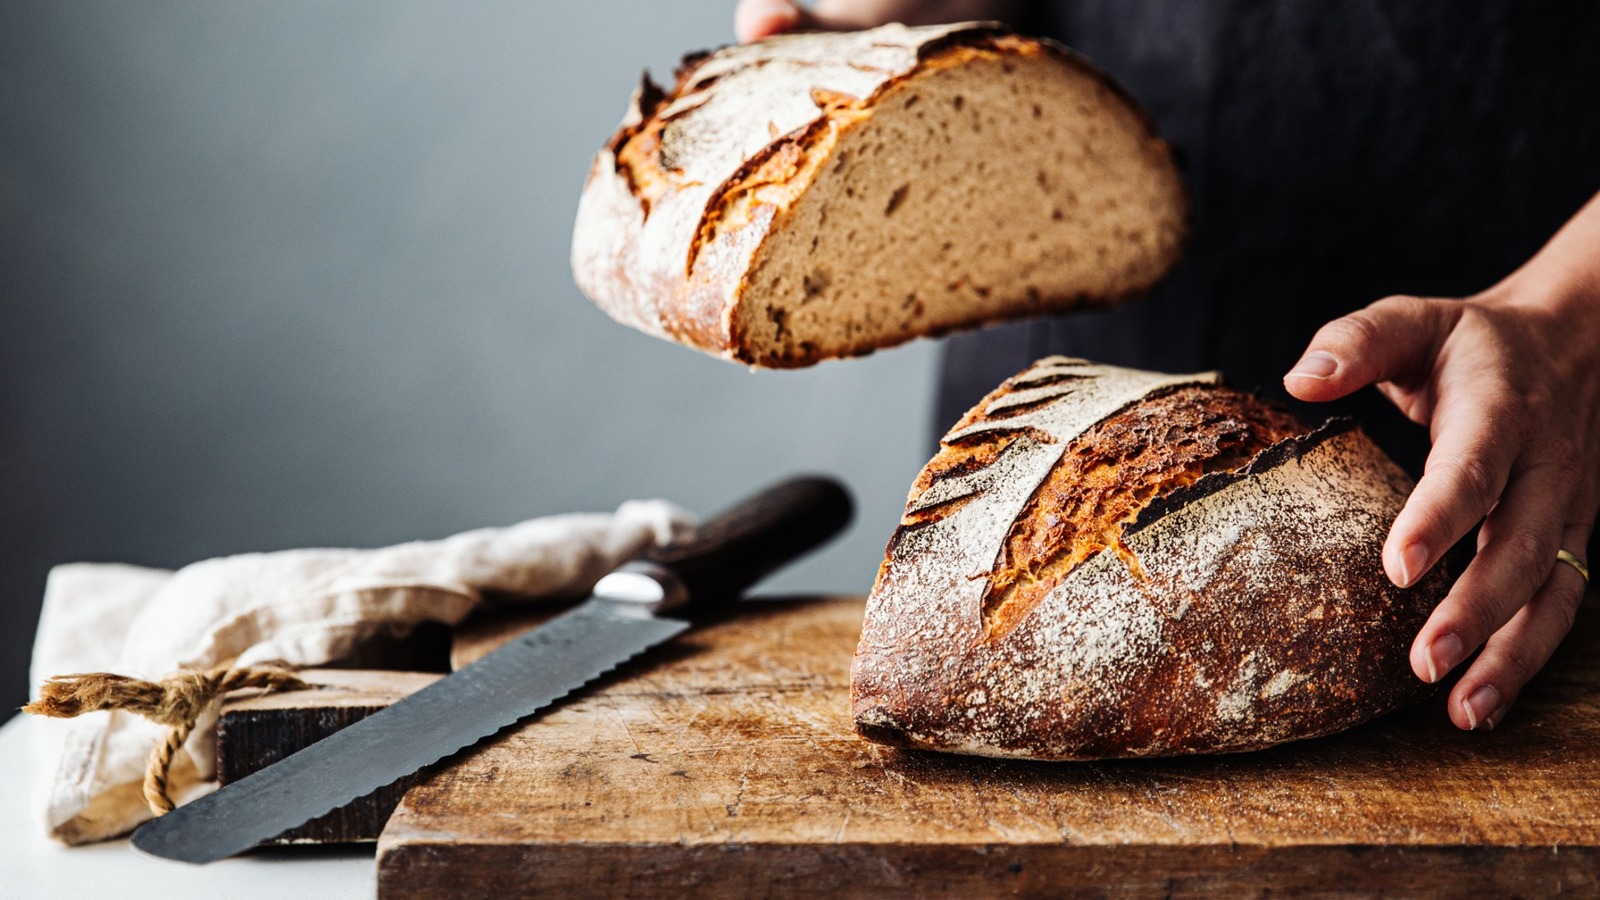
top-left (131, 475), bottom-right (853, 864)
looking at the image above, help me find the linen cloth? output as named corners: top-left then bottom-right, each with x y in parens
top-left (28, 500), bottom-right (691, 844)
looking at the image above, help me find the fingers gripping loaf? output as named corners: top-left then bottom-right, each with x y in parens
top-left (572, 23), bottom-right (1187, 367)
top-left (852, 358), bottom-right (1451, 759)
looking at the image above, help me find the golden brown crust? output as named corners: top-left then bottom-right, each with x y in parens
top-left (978, 385), bottom-right (1306, 641)
top-left (571, 24), bottom-right (1186, 366)
top-left (853, 358), bottom-right (1451, 760)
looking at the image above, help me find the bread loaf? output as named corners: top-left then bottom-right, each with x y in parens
top-left (852, 358), bottom-right (1450, 760)
top-left (572, 23), bottom-right (1186, 367)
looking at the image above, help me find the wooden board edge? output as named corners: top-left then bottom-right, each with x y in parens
top-left (375, 841), bottom-right (1598, 898)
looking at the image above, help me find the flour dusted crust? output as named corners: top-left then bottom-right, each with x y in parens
top-left (572, 24), bottom-right (1187, 367)
top-left (852, 358), bottom-right (1449, 759)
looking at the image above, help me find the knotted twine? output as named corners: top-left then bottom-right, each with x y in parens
top-left (23, 666), bottom-right (308, 815)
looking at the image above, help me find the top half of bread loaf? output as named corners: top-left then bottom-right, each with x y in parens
top-left (572, 23), bottom-right (1187, 367)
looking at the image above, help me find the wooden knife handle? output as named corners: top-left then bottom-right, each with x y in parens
top-left (646, 475), bottom-right (853, 607)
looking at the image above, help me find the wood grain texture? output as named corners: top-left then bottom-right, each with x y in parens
top-left (450, 604), bottom-right (568, 670)
top-left (216, 669), bottom-right (439, 844)
top-left (377, 595), bottom-right (1600, 898)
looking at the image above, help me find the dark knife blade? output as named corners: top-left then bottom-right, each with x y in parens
top-left (132, 475), bottom-right (852, 863)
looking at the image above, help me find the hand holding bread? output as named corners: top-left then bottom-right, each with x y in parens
top-left (734, 0), bottom-right (1008, 43)
top-left (1285, 191), bottom-right (1600, 733)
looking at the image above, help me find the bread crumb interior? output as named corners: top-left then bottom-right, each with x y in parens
top-left (732, 40), bottom-right (1185, 365)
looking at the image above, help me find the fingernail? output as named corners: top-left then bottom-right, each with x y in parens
top-left (1287, 351), bottom-right (1339, 380)
top-left (1399, 541), bottom-right (1430, 588)
top-left (1464, 684), bottom-right (1500, 731)
top-left (1425, 632), bottom-right (1465, 684)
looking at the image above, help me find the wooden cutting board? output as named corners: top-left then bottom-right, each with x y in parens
top-left (376, 596), bottom-right (1600, 898)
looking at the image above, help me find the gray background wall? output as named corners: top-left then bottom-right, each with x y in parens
top-left (0, 2), bottom-right (940, 709)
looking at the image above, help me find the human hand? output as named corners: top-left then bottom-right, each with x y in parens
top-left (734, 0), bottom-right (1012, 43)
top-left (1285, 192), bottom-right (1600, 731)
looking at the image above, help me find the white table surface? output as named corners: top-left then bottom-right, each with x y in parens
top-left (0, 714), bottom-right (376, 900)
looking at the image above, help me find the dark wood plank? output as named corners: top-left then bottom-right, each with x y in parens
top-left (377, 595), bottom-right (1600, 899)
top-left (216, 668), bottom-right (439, 844)
top-left (208, 607), bottom-right (551, 846)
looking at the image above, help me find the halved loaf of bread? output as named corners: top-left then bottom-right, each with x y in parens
top-left (852, 358), bottom-right (1450, 759)
top-left (572, 23), bottom-right (1186, 367)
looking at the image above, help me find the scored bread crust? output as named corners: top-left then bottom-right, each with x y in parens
top-left (571, 23), bottom-right (1186, 367)
top-left (852, 358), bottom-right (1449, 760)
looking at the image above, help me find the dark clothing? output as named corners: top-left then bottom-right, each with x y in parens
top-left (938, 1), bottom-right (1600, 493)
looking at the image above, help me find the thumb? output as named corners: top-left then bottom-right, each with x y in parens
top-left (735, 0), bottom-right (823, 42)
top-left (1284, 295), bottom-right (1456, 403)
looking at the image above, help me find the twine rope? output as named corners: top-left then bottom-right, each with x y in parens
top-left (22, 665), bottom-right (308, 815)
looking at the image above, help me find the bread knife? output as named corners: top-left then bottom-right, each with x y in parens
top-left (131, 475), bottom-right (853, 863)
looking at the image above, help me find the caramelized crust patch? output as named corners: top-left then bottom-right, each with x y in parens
top-left (612, 101), bottom-right (675, 216)
top-left (980, 386), bottom-right (1307, 640)
top-left (901, 431), bottom-right (1020, 527)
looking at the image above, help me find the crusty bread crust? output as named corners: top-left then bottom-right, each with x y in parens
top-left (852, 358), bottom-right (1449, 759)
top-left (571, 24), bottom-right (1186, 366)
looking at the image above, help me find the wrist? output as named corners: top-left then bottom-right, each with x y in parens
top-left (1488, 191), bottom-right (1600, 317)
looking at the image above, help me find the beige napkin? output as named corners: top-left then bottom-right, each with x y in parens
top-left (27, 500), bottom-right (692, 845)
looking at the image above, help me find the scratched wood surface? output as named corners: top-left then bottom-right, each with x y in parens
top-left (376, 596), bottom-right (1600, 899)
